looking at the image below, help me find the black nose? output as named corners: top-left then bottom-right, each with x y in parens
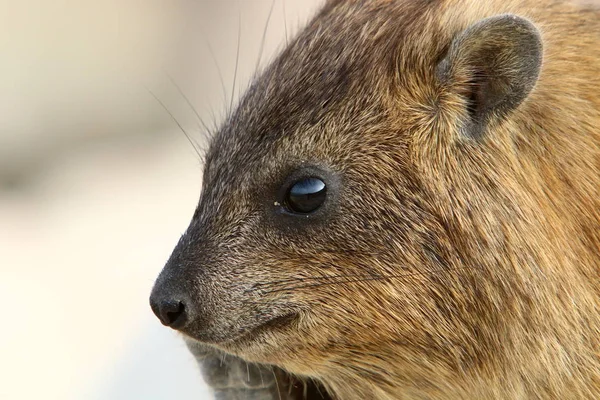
top-left (150, 297), bottom-right (187, 329)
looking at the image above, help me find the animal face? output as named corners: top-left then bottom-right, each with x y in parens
top-left (150, 0), bottom-right (543, 381)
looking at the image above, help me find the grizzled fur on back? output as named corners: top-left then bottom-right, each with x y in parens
top-left (152, 0), bottom-right (600, 399)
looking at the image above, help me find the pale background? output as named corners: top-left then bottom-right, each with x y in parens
top-left (0, 1), bottom-right (322, 399)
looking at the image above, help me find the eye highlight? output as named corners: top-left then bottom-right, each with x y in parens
top-left (285, 177), bottom-right (327, 214)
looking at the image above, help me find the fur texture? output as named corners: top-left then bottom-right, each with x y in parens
top-left (151, 0), bottom-right (600, 398)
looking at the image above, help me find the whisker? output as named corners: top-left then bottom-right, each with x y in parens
top-left (146, 88), bottom-right (203, 161)
top-left (251, 272), bottom-right (384, 290)
top-left (303, 379), bottom-right (308, 399)
top-left (230, 8), bottom-right (242, 116)
top-left (207, 105), bottom-right (221, 134)
top-left (255, 0), bottom-right (276, 76)
top-left (260, 266), bottom-right (480, 295)
top-left (250, 251), bottom-right (384, 289)
top-left (259, 274), bottom-right (387, 294)
top-left (272, 366), bottom-right (283, 400)
top-left (195, 19), bottom-right (228, 116)
top-left (163, 71), bottom-right (213, 142)
top-left (205, 40), bottom-right (229, 107)
top-left (314, 380), bottom-right (326, 399)
top-left (282, 0), bottom-right (288, 47)
top-left (251, 259), bottom-right (400, 289)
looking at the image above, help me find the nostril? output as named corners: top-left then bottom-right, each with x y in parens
top-left (165, 301), bottom-right (185, 326)
top-left (151, 298), bottom-right (187, 329)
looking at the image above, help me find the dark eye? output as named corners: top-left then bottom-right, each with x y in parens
top-left (285, 177), bottom-right (327, 214)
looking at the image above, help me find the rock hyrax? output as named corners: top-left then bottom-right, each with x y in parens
top-left (150, 0), bottom-right (600, 398)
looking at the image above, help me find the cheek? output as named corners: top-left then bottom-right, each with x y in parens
top-left (290, 253), bottom-right (454, 328)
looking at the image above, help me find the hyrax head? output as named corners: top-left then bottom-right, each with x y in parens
top-left (151, 1), bottom-right (542, 377)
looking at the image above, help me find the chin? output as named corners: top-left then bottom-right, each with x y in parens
top-left (185, 311), bottom-right (304, 364)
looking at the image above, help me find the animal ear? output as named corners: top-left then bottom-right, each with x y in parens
top-left (436, 14), bottom-right (543, 140)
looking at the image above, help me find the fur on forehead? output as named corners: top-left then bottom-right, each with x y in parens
top-left (203, 0), bottom-right (449, 179)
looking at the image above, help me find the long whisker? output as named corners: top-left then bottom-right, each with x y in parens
top-left (314, 379), bottom-right (326, 399)
top-left (147, 88), bottom-right (203, 161)
top-left (230, 9), bottom-right (242, 116)
top-left (258, 274), bottom-right (387, 294)
top-left (207, 105), bottom-right (221, 133)
top-left (259, 365), bottom-right (264, 386)
top-left (282, 0), bottom-right (288, 47)
top-left (255, 0), bottom-right (276, 75)
top-left (272, 366), bottom-right (283, 400)
top-left (250, 250), bottom-right (383, 289)
top-left (259, 266), bottom-right (480, 295)
top-left (164, 71), bottom-right (213, 141)
top-left (251, 271), bottom-right (385, 290)
top-left (205, 40), bottom-right (229, 106)
top-left (251, 259), bottom-right (408, 289)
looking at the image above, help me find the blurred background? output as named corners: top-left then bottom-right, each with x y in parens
top-left (0, 1), bottom-right (322, 399)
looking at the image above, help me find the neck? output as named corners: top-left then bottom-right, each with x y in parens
top-left (318, 339), bottom-right (600, 399)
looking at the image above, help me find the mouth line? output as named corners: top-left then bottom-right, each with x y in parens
top-left (224, 312), bottom-right (300, 345)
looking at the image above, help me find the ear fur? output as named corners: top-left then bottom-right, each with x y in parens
top-left (437, 14), bottom-right (543, 140)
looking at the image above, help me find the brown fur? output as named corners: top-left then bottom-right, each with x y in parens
top-left (151, 0), bottom-right (600, 398)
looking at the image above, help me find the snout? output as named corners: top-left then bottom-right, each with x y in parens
top-left (149, 240), bottom-right (298, 345)
top-left (149, 285), bottom-right (189, 329)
